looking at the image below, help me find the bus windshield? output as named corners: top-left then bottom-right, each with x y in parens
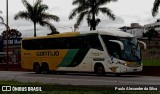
top-left (120, 37), bottom-right (141, 62)
top-left (101, 35), bottom-right (141, 62)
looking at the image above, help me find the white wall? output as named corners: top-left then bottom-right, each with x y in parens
top-left (126, 28), bottom-right (143, 38)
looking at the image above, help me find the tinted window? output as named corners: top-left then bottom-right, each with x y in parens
top-left (22, 35), bottom-right (103, 50)
top-left (101, 35), bottom-right (121, 58)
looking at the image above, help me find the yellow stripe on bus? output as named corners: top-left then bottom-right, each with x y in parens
top-left (21, 49), bottom-right (69, 70)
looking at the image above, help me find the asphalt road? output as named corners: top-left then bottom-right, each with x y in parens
top-left (0, 71), bottom-right (160, 85)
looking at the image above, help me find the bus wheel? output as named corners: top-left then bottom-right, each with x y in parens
top-left (34, 64), bottom-right (42, 74)
top-left (115, 73), bottom-right (121, 77)
top-left (42, 63), bottom-right (50, 74)
top-left (95, 65), bottom-right (105, 76)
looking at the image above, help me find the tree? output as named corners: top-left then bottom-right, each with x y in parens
top-left (152, 0), bottom-right (160, 16)
top-left (14, 0), bottom-right (60, 37)
top-left (1, 29), bottom-right (22, 39)
top-left (47, 27), bottom-right (59, 35)
top-left (69, 0), bottom-right (117, 31)
top-left (143, 27), bottom-right (158, 45)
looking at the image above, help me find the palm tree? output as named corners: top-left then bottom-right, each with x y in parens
top-left (14, 0), bottom-right (60, 37)
top-left (69, 0), bottom-right (117, 31)
top-left (152, 0), bottom-right (160, 16)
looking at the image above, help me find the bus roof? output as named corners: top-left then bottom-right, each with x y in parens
top-left (80, 30), bottom-right (134, 37)
top-left (23, 30), bottom-right (134, 40)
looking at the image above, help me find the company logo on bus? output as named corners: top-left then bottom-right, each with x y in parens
top-left (36, 51), bottom-right (59, 56)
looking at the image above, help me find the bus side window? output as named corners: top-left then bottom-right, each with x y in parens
top-left (88, 35), bottom-right (103, 51)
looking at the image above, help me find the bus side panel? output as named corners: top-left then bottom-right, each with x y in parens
top-left (57, 49), bottom-right (90, 72)
top-left (78, 49), bottom-right (106, 72)
top-left (21, 49), bottom-right (69, 70)
top-left (21, 49), bottom-right (33, 70)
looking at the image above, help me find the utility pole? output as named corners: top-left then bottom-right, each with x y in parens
top-left (6, 0), bottom-right (9, 71)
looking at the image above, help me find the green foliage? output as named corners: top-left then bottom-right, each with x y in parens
top-left (143, 27), bottom-right (158, 45)
top-left (14, 0), bottom-right (60, 37)
top-left (1, 29), bottom-right (22, 39)
top-left (143, 59), bottom-right (160, 66)
top-left (69, 0), bottom-right (117, 30)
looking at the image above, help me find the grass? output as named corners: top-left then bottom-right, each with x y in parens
top-left (0, 80), bottom-right (160, 94)
top-left (142, 59), bottom-right (160, 66)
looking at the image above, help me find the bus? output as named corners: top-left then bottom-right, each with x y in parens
top-left (21, 30), bottom-right (146, 76)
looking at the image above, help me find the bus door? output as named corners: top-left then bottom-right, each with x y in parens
top-left (106, 41), bottom-right (122, 73)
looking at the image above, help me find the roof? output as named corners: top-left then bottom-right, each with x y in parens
top-left (79, 30), bottom-right (134, 37)
top-left (23, 30), bottom-right (134, 40)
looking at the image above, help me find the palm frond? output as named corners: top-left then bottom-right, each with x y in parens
top-left (72, 0), bottom-right (86, 5)
top-left (69, 8), bottom-right (79, 20)
top-left (35, 4), bottom-right (48, 21)
top-left (22, 0), bottom-right (33, 14)
top-left (69, 5), bottom-right (89, 20)
top-left (37, 4), bottom-right (48, 13)
top-left (33, 0), bottom-right (42, 8)
top-left (98, 7), bottom-right (115, 20)
top-left (39, 20), bottom-right (58, 33)
top-left (33, 0), bottom-right (41, 16)
top-left (152, 0), bottom-right (160, 17)
top-left (41, 13), bottom-right (60, 22)
top-left (14, 11), bottom-right (30, 20)
top-left (0, 16), bottom-right (4, 23)
top-left (97, 0), bottom-right (117, 6)
top-left (74, 11), bottom-right (88, 28)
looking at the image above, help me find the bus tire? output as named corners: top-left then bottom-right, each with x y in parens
top-left (115, 73), bottom-right (121, 77)
top-left (33, 63), bottom-right (42, 74)
top-left (58, 71), bottom-right (66, 75)
top-left (94, 64), bottom-right (105, 76)
top-left (42, 63), bottom-right (50, 74)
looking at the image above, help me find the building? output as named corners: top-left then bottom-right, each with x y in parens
top-left (144, 18), bottom-right (160, 33)
top-left (120, 23), bottom-right (144, 38)
top-left (0, 38), bottom-right (21, 64)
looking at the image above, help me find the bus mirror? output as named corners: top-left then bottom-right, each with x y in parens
top-left (138, 41), bottom-right (147, 50)
top-left (109, 40), bottom-right (124, 50)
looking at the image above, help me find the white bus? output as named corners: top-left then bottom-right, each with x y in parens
top-left (21, 30), bottom-right (146, 76)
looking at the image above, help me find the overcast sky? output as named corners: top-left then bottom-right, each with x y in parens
top-left (0, 0), bottom-right (160, 37)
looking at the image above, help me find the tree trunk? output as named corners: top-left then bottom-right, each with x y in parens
top-left (34, 22), bottom-right (36, 37)
top-left (90, 0), bottom-right (96, 31)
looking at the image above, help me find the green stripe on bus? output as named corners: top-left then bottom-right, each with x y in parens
top-left (58, 49), bottom-right (79, 67)
top-left (67, 49), bottom-right (89, 67)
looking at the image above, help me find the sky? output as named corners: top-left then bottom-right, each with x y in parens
top-left (0, 0), bottom-right (160, 37)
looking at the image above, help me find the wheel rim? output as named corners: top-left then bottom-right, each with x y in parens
top-left (35, 65), bottom-right (40, 73)
top-left (42, 65), bottom-right (49, 74)
top-left (42, 67), bottom-right (48, 74)
top-left (98, 67), bottom-right (103, 73)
